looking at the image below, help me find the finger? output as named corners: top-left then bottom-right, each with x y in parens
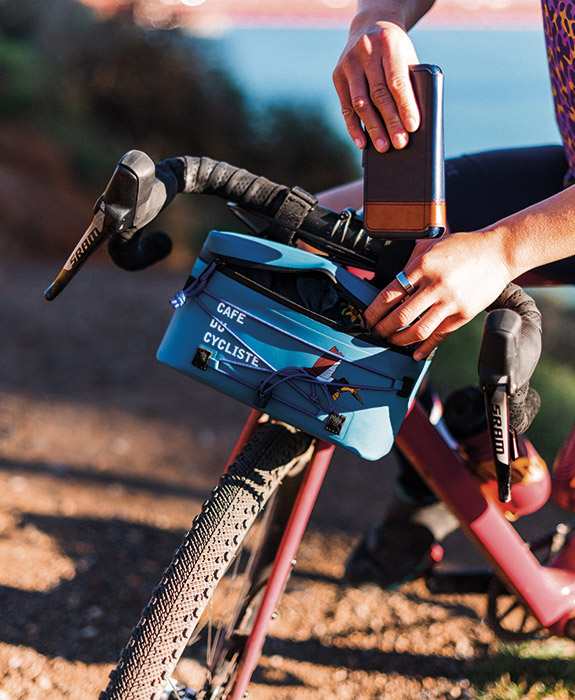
top-left (333, 71), bottom-right (369, 149)
top-left (380, 41), bottom-right (420, 134)
top-left (348, 84), bottom-right (391, 153)
top-left (365, 67), bottom-right (409, 150)
top-left (386, 308), bottom-right (443, 346)
top-left (388, 307), bottom-right (463, 357)
top-left (363, 279), bottom-right (408, 328)
top-left (334, 59), bottom-right (390, 152)
top-left (370, 292), bottom-right (431, 339)
top-left (412, 331), bottom-right (450, 361)
top-left (412, 322), bottom-right (455, 360)
top-left (364, 268), bottom-right (424, 326)
top-left (383, 63), bottom-right (420, 135)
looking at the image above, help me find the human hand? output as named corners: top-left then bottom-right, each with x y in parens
top-left (364, 231), bottom-right (513, 360)
top-left (333, 13), bottom-right (420, 152)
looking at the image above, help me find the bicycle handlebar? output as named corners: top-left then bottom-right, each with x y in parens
top-left (45, 150), bottom-right (543, 501)
top-left (45, 151), bottom-right (173, 300)
top-left (150, 154), bottom-right (388, 269)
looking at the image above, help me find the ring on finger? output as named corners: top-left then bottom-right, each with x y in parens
top-left (395, 270), bottom-right (416, 296)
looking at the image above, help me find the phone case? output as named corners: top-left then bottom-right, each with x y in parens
top-left (363, 64), bottom-right (445, 239)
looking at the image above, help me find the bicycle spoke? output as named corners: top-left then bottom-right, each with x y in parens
top-left (206, 506), bottom-right (271, 672)
top-left (498, 597), bottom-right (521, 622)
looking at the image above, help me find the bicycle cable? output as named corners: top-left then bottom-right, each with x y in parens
top-left (44, 149), bottom-right (543, 500)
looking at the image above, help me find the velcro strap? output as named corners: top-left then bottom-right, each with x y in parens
top-left (270, 186), bottom-right (317, 245)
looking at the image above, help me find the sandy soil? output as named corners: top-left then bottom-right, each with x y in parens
top-left (1, 257), bottom-right (574, 700)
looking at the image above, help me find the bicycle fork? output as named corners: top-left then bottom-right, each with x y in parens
top-left (225, 412), bottom-right (335, 700)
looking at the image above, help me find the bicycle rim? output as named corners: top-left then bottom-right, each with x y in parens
top-left (99, 420), bottom-right (314, 700)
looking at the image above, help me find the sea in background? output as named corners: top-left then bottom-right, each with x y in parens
top-left (202, 28), bottom-right (560, 163)
top-left (203, 26), bottom-right (575, 308)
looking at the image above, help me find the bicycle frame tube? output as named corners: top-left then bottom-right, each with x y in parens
top-left (228, 439), bottom-right (335, 700)
top-left (217, 367), bottom-right (575, 700)
top-left (396, 403), bottom-right (575, 636)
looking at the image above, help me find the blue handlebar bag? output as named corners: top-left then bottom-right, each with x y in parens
top-left (157, 231), bottom-right (431, 460)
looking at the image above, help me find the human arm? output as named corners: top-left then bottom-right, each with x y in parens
top-left (333, 0), bottom-right (436, 152)
top-left (365, 185), bottom-right (575, 359)
top-left (315, 178), bottom-right (363, 210)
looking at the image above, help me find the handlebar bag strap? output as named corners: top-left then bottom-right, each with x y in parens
top-left (157, 231), bottom-right (431, 461)
top-left (268, 186), bottom-right (318, 246)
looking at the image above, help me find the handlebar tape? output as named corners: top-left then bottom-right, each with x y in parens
top-left (487, 283), bottom-right (542, 386)
top-left (177, 156), bottom-right (287, 215)
top-left (106, 153), bottom-right (385, 272)
top-left (108, 156), bottom-right (297, 271)
top-left (158, 155), bottom-right (385, 267)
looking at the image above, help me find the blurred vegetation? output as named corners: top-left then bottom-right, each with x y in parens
top-left (0, 0), bottom-right (358, 259)
top-left (471, 638), bottom-right (575, 700)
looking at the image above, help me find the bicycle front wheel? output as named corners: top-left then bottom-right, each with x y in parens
top-left (99, 419), bottom-right (314, 700)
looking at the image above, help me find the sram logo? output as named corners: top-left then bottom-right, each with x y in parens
top-left (489, 403), bottom-right (507, 456)
top-left (68, 226), bottom-right (101, 267)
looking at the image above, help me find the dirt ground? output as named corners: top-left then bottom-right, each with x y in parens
top-left (1, 257), bottom-right (574, 700)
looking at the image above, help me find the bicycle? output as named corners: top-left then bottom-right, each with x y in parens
top-left (44, 150), bottom-right (575, 700)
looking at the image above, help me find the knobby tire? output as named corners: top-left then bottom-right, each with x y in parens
top-left (99, 421), bottom-right (313, 700)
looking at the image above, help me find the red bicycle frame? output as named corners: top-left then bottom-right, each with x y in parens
top-left (217, 272), bottom-right (575, 700)
top-left (398, 403), bottom-right (575, 636)
top-left (224, 401), bottom-right (575, 699)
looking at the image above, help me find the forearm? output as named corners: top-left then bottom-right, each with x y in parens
top-left (354, 0), bottom-right (436, 31)
top-left (483, 185), bottom-right (575, 279)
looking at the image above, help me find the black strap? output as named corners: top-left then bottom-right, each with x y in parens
top-left (270, 186), bottom-right (318, 245)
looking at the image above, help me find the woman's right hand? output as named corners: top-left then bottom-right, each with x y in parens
top-left (333, 10), bottom-right (421, 152)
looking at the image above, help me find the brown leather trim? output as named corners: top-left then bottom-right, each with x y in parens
top-left (364, 201), bottom-right (446, 233)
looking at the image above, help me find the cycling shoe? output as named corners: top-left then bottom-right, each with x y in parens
top-left (344, 496), bottom-right (457, 589)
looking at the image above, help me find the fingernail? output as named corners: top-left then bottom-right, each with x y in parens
top-left (355, 137), bottom-right (364, 149)
top-left (375, 138), bottom-right (388, 152)
top-left (405, 116), bottom-right (418, 132)
top-left (413, 350), bottom-right (424, 361)
top-left (361, 315), bottom-right (374, 331)
top-left (393, 132), bottom-right (408, 149)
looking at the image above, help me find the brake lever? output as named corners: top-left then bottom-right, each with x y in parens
top-left (478, 307), bottom-right (522, 503)
top-left (483, 383), bottom-right (518, 503)
top-left (45, 150), bottom-right (167, 301)
top-left (44, 199), bottom-right (108, 300)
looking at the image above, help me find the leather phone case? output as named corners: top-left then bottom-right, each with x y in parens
top-left (363, 64), bottom-right (445, 239)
